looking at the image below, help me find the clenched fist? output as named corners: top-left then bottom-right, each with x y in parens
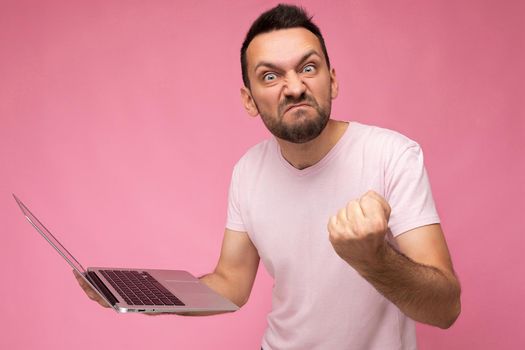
top-left (328, 190), bottom-right (392, 269)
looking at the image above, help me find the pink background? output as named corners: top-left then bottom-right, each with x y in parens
top-left (1, 0), bottom-right (523, 349)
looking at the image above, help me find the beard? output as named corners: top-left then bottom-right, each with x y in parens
top-left (256, 92), bottom-right (331, 144)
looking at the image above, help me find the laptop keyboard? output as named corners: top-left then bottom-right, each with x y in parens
top-left (100, 270), bottom-right (185, 306)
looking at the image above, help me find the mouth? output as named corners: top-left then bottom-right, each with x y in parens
top-left (284, 103), bottom-right (311, 113)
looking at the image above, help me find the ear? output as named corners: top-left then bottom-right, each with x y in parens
top-left (240, 86), bottom-right (259, 117)
top-left (329, 68), bottom-right (339, 99)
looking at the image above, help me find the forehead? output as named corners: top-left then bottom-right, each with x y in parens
top-left (246, 27), bottom-right (325, 71)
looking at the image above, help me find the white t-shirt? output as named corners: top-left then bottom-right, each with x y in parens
top-left (226, 121), bottom-right (440, 350)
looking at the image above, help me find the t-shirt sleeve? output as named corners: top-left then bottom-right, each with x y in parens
top-left (385, 141), bottom-right (440, 237)
top-left (225, 164), bottom-right (247, 232)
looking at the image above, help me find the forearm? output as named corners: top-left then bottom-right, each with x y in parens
top-left (352, 241), bottom-right (461, 329)
top-left (200, 271), bottom-right (248, 308)
top-left (168, 272), bottom-right (244, 317)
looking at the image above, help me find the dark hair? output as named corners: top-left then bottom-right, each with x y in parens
top-left (240, 4), bottom-right (331, 87)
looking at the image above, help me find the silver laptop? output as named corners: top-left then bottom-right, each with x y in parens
top-left (13, 194), bottom-right (238, 313)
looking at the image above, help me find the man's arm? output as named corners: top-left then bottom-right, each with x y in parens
top-left (197, 228), bottom-right (260, 311)
top-left (74, 228), bottom-right (260, 315)
top-left (170, 228), bottom-right (260, 316)
top-left (359, 224), bottom-right (460, 328)
top-left (328, 191), bottom-right (461, 329)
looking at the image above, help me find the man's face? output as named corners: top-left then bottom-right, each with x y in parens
top-left (242, 28), bottom-right (338, 144)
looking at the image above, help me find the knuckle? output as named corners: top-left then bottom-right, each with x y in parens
top-left (347, 200), bottom-right (359, 210)
top-left (328, 216), bottom-right (338, 231)
top-left (329, 230), bottom-right (343, 243)
top-left (352, 221), bottom-right (365, 236)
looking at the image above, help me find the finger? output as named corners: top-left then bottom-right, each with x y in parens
top-left (359, 194), bottom-right (390, 235)
top-left (362, 191), bottom-right (391, 218)
top-left (346, 200), bottom-right (365, 223)
top-left (73, 270), bottom-right (93, 291)
top-left (327, 215), bottom-right (343, 238)
top-left (73, 270), bottom-right (110, 307)
top-left (73, 270), bottom-right (90, 289)
top-left (359, 194), bottom-right (384, 221)
top-left (73, 269), bottom-right (82, 280)
top-left (88, 291), bottom-right (110, 308)
top-left (328, 215), bottom-right (338, 232)
top-left (73, 270), bottom-right (88, 288)
top-left (337, 205), bottom-right (349, 223)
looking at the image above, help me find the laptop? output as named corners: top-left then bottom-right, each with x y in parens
top-left (13, 194), bottom-right (239, 314)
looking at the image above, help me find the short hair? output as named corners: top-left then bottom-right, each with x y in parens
top-left (240, 4), bottom-right (331, 88)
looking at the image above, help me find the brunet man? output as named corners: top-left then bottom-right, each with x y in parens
top-left (77, 4), bottom-right (461, 349)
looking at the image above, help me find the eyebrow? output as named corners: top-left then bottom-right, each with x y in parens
top-left (253, 49), bottom-right (321, 73)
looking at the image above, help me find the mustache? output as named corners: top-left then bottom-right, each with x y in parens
top-left (278, 93), bottom-right (317, 114)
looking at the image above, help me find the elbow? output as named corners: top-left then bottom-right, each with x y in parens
top-left (437, 289), bottom-right (462, 329)
top-left (234, 295), bottom-right (250, 309)
top-left (436, 273), bottom-right (462, 329)
top-left (438, 301), bottom-right (461, 329)
top-left (227, 287), bottom-right (250, 309)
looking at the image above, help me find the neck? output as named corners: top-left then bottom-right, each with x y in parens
top-left (276, 119), bottom-right (349, 170)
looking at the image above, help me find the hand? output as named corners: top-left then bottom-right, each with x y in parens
top-left (73, 270), bottom-right (191, 316)
top-left (73, 270), bottom-right (111, 308)
top-left (327, 190), bottom-right (391, 269)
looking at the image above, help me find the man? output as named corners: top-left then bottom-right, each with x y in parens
top-left (76, 4), bottom-right (461, 349)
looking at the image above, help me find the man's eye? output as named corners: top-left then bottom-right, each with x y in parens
top-left (303, 65), bottom-right (316, 73)
top-left (263, 73), bottom-right (277, 82)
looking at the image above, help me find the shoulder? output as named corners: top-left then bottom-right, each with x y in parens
top-left (347, 122), bottom-right (424, 172)
top-left (233, 138), bottom-right (274, 174)
top-left (350, 122), bottom-right (419, 151)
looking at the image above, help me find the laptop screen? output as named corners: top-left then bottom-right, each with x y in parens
top-left (13, 194), bottom-right (87, 275)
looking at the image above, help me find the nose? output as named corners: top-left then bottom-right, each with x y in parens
top-left (283, 71), bottom-right (306, 99)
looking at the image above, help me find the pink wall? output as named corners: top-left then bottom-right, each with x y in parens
top-left (1, 0), bottom-right (523, 349)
